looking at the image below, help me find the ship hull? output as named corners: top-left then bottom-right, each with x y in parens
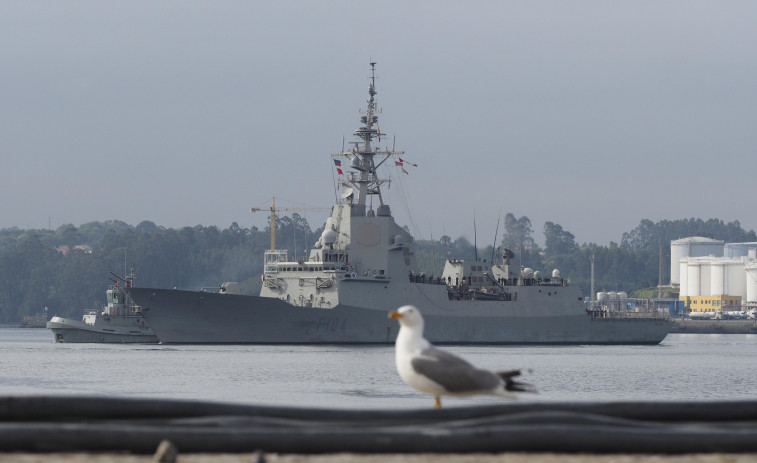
top-left (128, 287), bottom-right (670, 345)
top-left (46, 317), bottom-right (159, 343)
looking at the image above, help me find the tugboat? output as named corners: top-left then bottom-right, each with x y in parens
top-left (127, 63), bottom-right (669, 344)
top-left (47, 268), bottom-right (158, 343)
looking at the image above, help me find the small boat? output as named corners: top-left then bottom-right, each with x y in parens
top-left (47, 269), bottom-right (159, 343)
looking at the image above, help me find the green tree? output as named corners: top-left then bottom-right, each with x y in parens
top-left (500, 214), bottom-right (535, 250)
top-left (543, 221), bottom-right (578, 256)
top-left (58, 224), bottom-right (80, 248)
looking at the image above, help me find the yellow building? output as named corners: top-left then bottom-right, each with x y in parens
top-left (681, 295), bottom-right (742, 312)
top-left (678, 256), bottom-right (750, 312)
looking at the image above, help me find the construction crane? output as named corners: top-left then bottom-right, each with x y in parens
top-left (250, 197), bottom-right (330, 251)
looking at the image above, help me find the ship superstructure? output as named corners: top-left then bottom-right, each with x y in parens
top-left (259, 63), bottom-right (412, 309)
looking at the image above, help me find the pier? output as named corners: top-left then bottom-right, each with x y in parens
top-left (671, 318), bottom-right (757, 334)
top-left (2, 396), bottom-right (757, 459)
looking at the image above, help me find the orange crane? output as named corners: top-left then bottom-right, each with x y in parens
top-left (250, 197), bottom-right (330, 251)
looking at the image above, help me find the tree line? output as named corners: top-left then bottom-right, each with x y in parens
top-left (1, 215), bottom-right (753, 324)
top-left (413, 215), bottom-right (755, 299)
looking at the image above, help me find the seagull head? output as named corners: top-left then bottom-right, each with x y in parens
top-left (388, 305), bottom-right (424, 329)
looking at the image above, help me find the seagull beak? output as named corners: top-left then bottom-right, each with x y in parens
top-left (388, 310), bottom-right (402, 319)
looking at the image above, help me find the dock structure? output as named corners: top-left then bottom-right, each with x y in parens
top-left (2, 396), bottom-right (757, 455)
top-left (671, 318), bottom-right (757, 333)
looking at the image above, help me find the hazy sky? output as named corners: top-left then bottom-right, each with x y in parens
top-left (2, 1), bottom-right (756, 246)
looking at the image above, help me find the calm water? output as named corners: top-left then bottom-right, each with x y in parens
top-left (1, 328), bottom-right (756, 409)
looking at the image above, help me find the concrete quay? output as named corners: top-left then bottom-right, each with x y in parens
top-left (670, 318), bottom-right (757, 334)
top-left (2, 452), bottom-right (757, 463)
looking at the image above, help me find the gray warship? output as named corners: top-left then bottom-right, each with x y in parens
top-left (127, 64), bottom-right (669, 345)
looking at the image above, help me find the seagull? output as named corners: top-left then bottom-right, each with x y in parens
top-left (388, 305), bottom-right (535, 408)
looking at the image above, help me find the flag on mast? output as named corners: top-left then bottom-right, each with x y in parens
top-left (395, 157), bottom-right (417, 174)
top-left (333, 159), bottom-right (343, 175)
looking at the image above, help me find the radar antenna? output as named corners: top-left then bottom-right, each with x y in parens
top-left (331, 62), bottom-right (404, 214)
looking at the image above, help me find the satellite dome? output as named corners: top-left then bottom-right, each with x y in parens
top-left (321, 229), bottom-right (337, 245)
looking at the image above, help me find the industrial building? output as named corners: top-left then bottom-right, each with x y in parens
top-left (671, 237), bottom-right (757, 312)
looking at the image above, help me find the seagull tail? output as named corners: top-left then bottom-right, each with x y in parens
top-left (496, 369), bottom-right (537, 394)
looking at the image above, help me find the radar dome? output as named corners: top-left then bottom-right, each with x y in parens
top-left (321, 229), bottom-right (337, 245)
top-left (552, 269), bottom-right (561, 279)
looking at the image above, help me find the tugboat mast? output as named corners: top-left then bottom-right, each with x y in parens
top-left (335, 62), bottom-right (403, 215)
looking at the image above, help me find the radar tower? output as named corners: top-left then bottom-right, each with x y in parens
top-left (333, 62), bottom-right (404, 216)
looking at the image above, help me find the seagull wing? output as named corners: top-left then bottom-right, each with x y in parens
top-left (410, 346), bottom-right (501, 393)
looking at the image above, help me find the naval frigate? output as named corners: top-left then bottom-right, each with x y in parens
top-left (127, 63), bottom-right (670, 344)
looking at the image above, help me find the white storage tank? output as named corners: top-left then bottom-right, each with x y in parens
top-left (724, 242), bottom-right (757, 258)
top-left (605, 291), bottom-right (615, 310)
top-left (709, 258), bottom-right (738, 295)
top-left (618, 291), bottom-right (628, 310)
top-left (700, 262), bottom-right (712, 296)
top-left (747, 261), bottom-right (757, 303)
top-left (686, 259), bottom-right (701, 296)
top-left (684, 256), bottom-right (749, 303)
top-left (679, 259), bottom-right (689, 297)
top-left (670, 237), bottom-right (724, 285)
top-left (703, 257), bottom-right (747, 299)
top-left (686, 257), bottom-right (715, 296)
top-left (725, 257), bottom-right (747, 300)
top-left (710, 262), bottom-right (725, 295)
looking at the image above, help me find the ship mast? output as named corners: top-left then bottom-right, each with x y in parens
top-left (334, 62), bottom-right (403, 215)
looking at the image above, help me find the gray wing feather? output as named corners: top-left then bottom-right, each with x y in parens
top-left (411, 346), bottom-right (501, 393)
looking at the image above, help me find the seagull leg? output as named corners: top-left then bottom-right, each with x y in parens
top-left (434, 396), bottom-right (441, 408)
